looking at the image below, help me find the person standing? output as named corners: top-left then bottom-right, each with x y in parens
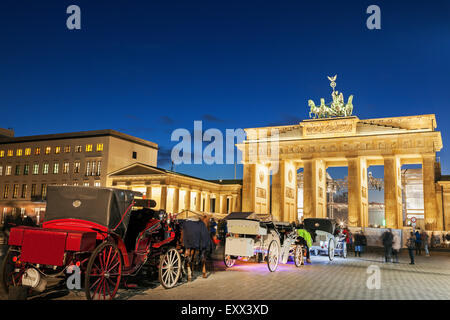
top-left (415, 230), bottom-right (422, 256)
top-left (381, 228), bottom-right (394, 263)
top-left (392, 232), bottom-right (401, 263)
top-left (421, 231), bottom-right (430, 256)
top-left (407, 232), bottom-right (416, 265)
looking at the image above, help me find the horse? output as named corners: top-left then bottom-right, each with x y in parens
top-left (178, 215), bottom-right (214, 281)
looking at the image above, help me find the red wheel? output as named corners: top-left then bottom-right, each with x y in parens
top-left (85, 242), bottom-right (122, 300)
top-left (0, 249), bottom-right (27, 294)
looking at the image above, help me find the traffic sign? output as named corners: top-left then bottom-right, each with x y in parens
top-left (411, 217), bottom-right (417, 223)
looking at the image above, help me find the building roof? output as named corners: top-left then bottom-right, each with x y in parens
top-left (0, 129), bottom-right (158, 149)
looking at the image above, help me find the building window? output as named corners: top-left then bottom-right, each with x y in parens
top-left (5, 166), bottom-right (12, 176)
top-left (41, 184), bottom-right (47, 198)
top-left (75, 145), bottom-right (82, 153)
top-left (23, 164), bottom-right (30, 175)
top-left (0, 150), bottom-right (4, 158)
top-left (31, 184), bottom-right (37, 197)
top-left (0, 166), bottom-right (2, 176)
top-left (12, 184), bottom-right (19, 199)
top-left (24, 148), bottom-right (31, 156)
top-left (55, 147), bottom-right (61, 154)
top-left (84, 182), bottom-right (90, 187)
top-left (64, 146), bottom-right (71, 153)
top-left (21, 184), bottom-right (27, 198)
top-left (63, 162), bottom-right (70, 174)
top-left (73, 181), bottom-right (79, 186)
top-left (15, 165), bottom-right (20, 176)
top-left (16, 149), bottom-right (23, 157)
top-left (45, 147), bottom-right (51, 154)
top-left (7, 150), bottom-right (13, 157)
top-left (96, 143), bottom-right (103, 152)
top-left (53, 163), bottom-right (59, 174)
top-left (91, 161), bottom-right (96, 176)
top-left (85, 161), bottom-right (91, 176)
top-left (43, 163), bottom-right (49, 175)
top-left (132, 151), bottom-right (137, 159)
top-left (35, 147), bottom-right (41, 155)
top-left (94, 182), bottom-right (101, 187)
top-left (3, 185), bottom-right (9, 199)
top-left (86, 144), bottom-right (93, 152)
top-left (74, 161), bottom-right (81, 173)
top-left (96, 161), bottom-right (101, 176)
top-left (32, 163), bottom-right (39, 175)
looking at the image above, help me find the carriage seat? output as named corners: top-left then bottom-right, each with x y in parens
top-left (124, 208), bottom-right (157, 252)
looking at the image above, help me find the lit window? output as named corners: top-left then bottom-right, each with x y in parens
top-left (12, 184), bottom-right (19, 199)
top-left (53, 163), bottom-right (59, 174)
top-left (16, 149), bottom-right (22, 156)
top-left (0, 166), bottom-right (2, 176)
top-left (55, 147), bottom-right (61, 154)
top-left (41, 184), bottom-right (47, 197)
top-left (96, 161), bottom-right (101, 176)
top-left (7, 150), bottom-right (13, 157)
top-left (5, 166), bottom-right (12, 176)
top-left (85, 162), bottom-right (91, 176)
top-left (94, 182), bottom-right (101, 187)
top-left (84, 182), bottom-right (90, 187)
top-left (86, 144), bottom-right (93, 152)
top-left (43, 163), bottom-right (49, 175)
top-left (64, 146), bottom-right (71, 153)
top-left (3, 185), bottom-right (9, 199)
top-left (0, 150), bottom-right (4, 157)
top-left (35, 147), bottom-right (41, 155)
top-left (91, 161), bottom-right (96, 176)
top-left (45, 147), bottom-right (51, 155)
top-left (96, 143), bottom-right (103, 152)
top-left (21, 184), bottom-right (27, 198)
top-left (31, 184), bottom-right (37, 197)
top-left (73, 181), bottom-right (79, 186)
top-left (75, 145), bottom-right (82, 153)
top-left (23, 164), bottom-right (29, 175)
top-left (32, 163), bottom-right (39, 175)
top-left (24, 148), bottom-right (31, 156)
top-left (63, 162), bottom-right (70, 174)
top-left (74, 161), bottom-right (81, 173)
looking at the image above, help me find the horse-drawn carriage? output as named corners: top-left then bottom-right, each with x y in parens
top-left (223, 212), bottom-right (304, 271)
top-left (303, 218), bottom-right (347, 261)
top-left (0, 186), bottom-right (183, 300)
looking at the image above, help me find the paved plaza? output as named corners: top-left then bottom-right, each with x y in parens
top-left (2, 247), bottom-right (448, 301)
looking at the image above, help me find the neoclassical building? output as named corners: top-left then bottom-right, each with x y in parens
top-left (107, 163), bottom-right (242, 215)
top-left (237, 114), bottom-right (448, 231)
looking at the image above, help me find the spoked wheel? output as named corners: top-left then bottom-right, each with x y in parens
top-left (267, 240), bottom-right (280, 272)
top-left (328, 238), bottom-right (335, 261)
top-left (159, 247), bottom-right (181, 289)
top-left (85, 242), bottom-right (122, 300)
top-left (294, 245), bottom-right (303, 267)
top-left (0, 249), bottom-right (27, 295)
top-left (224, 255), bottom-right (236, 268)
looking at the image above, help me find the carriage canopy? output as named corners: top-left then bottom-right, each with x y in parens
top-left (303, 218), bottom-right (336, 235)
top-left (45, 186), bottom-right (142, 237)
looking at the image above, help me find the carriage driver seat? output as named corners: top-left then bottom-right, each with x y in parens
top-left (124, 208), bottom-right (156, 252)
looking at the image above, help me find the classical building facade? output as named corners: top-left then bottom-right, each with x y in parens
top-left (238, 114), bottom-right (447, 231)
top-left (107, 163), bottom-right (242, 214)
top-left (0, 129), bottom-right (158, 224)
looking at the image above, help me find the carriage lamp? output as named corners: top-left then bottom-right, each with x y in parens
top-left (76, 261), bottom-right (81, 267)
top-left (12, 256), bottom-right (18, 263)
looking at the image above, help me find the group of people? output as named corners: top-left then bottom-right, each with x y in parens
top-left (382, 228), bottom-right (430, 265)
top-left (342, 228), bottom-right (368, 257)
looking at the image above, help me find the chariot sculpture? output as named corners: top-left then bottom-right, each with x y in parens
top-left (308, 75), bottom-right (354, 119)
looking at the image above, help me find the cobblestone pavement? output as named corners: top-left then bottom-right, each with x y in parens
top-left (2, 247), bottom-right (450, 300)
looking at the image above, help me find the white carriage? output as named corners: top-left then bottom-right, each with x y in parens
top-left (223, 212), bottom-right (304, 272)
top-left (304, 218), bottom-right (347, 261)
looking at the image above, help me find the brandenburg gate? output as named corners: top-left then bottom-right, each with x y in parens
top-left (237, 76), bottom-right (444, 231)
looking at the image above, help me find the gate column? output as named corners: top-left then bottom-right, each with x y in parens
top-left (347, 157), bottom-right (369, 227)
top-left (423, 155), bottom-right (440, 230)
top-left (384, 156), bottom-right (402, 229)
top-left (303, 159), bottom-right (326, 219)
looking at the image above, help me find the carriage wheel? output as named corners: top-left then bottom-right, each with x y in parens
top-left (0, 249), bottom-right (27, 294)
top-left (85, 242), bottom-right (122, 300)
top-left (328, 239), bottom-right (335, 261)
top-left (267, 240), bottom-right (280, 272)
top-left (294, 245), bottom-right (303, 268)
top-left (159, 247), bottom-right (181, 289)
top-left (224, 255), bottom-right (236, 268)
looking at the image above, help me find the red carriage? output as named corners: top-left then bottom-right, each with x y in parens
top-left (0, 186), bottom-right (183, 300)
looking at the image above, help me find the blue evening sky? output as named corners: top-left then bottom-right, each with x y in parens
top-left (1, 0), bottom-right (449, 201)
